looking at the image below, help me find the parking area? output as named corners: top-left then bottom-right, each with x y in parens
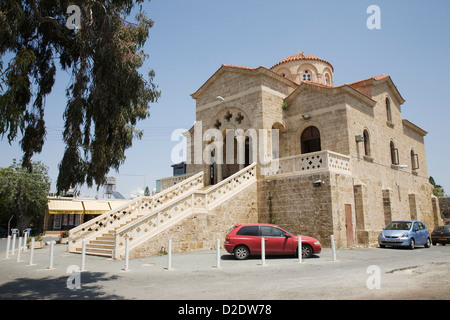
top-left (0, 237), bottom-right (449, 300)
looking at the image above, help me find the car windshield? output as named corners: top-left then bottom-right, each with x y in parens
top-left (385, 221), bottom-right (412, 230)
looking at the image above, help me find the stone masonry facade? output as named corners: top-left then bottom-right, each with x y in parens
top-left (152, 52), bottom-right (441, 254)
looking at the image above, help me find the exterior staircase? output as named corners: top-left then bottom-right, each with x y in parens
top-left (68, 163), bottom-right (257, 259)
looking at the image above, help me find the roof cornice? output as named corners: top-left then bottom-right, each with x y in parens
top-left (191, 64), bottom-right (298, 100)
top-left (285, 81), bottom-right (377, 107)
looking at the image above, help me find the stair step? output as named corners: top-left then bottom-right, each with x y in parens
top-left (76, 247), bottom-right (113, 256)
top-left (86, 243), bottom-right (114, 249)
top-left (91, 239), bottom-right (114, 244)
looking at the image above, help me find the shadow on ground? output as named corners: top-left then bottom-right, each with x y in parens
top-left (0, 272), bottom-right (123, 300)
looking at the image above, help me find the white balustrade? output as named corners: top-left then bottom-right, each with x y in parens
top-left (68, 172), bottom-right (204, 255)
top-left (262, 150), bottom-right (351, 176)
top-left (113, 163), bottom-right (257, 259)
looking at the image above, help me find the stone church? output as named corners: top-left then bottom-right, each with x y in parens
top-left (69, 52), bottom-right (442, 259)
top-left (183, 52), bottom-right (440, 247)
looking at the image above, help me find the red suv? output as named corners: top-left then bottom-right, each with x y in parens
top-left (224, 223), bottom-right (322, 260)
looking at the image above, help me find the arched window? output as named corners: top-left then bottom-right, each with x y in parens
top-left (363, 129), bottom-right (371, 157)
top-left (325, 74), bottom-right (330, 85)
top-left (390, 141), bottom-right (399, 165)
top-left (411, 149), bottom-right (419, 170)
top-left (386, 98), bottom-right (392, 123)
top-left (301, 126), bottom-right (321, 154)
top-left (302, 70), bottom-right (311, 81)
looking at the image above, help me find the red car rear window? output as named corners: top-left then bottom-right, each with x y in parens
top-left (236, 226), bottom-right (259, 236)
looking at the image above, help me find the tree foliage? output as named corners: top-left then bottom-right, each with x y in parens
top-left (0, 0), bottom-right (160, 192)
top-left (0, 160), bottom-right (51, 231)
top-left (429, 176), bottom-right (446, 198)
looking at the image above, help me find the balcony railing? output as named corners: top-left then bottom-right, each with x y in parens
top-left (262, 150), bottom-right (351, 176)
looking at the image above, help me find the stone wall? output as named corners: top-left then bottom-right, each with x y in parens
top-left (257, 172), bottom-right (335, 247)
top-left (129, 182), bottom-right (259, 259)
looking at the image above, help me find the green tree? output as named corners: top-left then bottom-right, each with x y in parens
top-left (0, 160), bottom-right (50, 232)
top-left (144, 186), bottom-right (150, 196)
top-left (429, 176), bottom-right (446, 197)
top-left (0, 0), bottom-right (160, 192)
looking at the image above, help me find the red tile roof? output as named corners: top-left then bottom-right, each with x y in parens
top-left (271, 53), bottom-right (334, 71)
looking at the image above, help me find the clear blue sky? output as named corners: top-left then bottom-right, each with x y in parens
top-left (1, 0), bottom-right (449, 198)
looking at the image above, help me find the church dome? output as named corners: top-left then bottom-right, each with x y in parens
top-left (271, 52), bottom-right (334, 86)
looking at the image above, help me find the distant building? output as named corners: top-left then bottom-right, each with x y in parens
top-left (45, 197), bottom-right (129, 232)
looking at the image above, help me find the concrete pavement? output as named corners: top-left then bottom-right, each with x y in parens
top-left (0, 237), bottom-right (449, 300)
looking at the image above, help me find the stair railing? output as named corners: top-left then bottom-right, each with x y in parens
top-left (68, 171), bottom-right (204, 253)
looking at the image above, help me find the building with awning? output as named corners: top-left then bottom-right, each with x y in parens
top-left (45, 197), bottom-right (130, 231)
top-left (82, 201), bottom-right (111, 215)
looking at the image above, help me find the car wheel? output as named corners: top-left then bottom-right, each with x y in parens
top-left (234, 245), bottom-right (250, 260)
top-left (302, 244), bottom-right (313, 258)
top-left (425, 238), bottom-right (431, 248)
top-left (409, 238), bottom-right (415, 250)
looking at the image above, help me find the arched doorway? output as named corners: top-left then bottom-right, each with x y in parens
top-left (301, 126), bottom-right (321, 154)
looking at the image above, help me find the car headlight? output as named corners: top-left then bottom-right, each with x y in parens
top-left (400, 232), bottom-right (409, 238)
top-left (314, 241), bottom-right (320, 245)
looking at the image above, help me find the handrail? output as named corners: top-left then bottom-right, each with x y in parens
top-left (113, 163), bottom-right (257, 259)
top-left (68, 171), bottom-right (204, 252)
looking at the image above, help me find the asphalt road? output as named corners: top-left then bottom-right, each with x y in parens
top-left (0, 237), bottom-right (449, 300)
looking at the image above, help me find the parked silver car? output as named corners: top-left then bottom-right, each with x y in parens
top-left (378, 220), bottom-right (431, 249)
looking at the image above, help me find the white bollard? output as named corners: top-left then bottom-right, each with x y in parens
top-left (48, 241), bottom-right (55, 269)
top-left (23, 233), bottom-right (28, 251)
top-left (167, 239), bottom-right (172, 270)
top-left (81, 240), bottom-right (86, 271)
top-left (331, 235), bottom-right (337, 262)
top-left (5, 235), bottom-right (11, 259)
top-left (16, 237), bottom-right (22, 262)
top-left (28, 238), bottom-right (35, 266)
top-left (298, 236), bottom-right (302, 264)
top-left (124, 239), bottom-right (130, 271)
top-left (11, 233), bottom-right (16, 255)
top-left (261, 237), bottom-right (266, 266)
top-left (216, 239), bottom-right (221, 269)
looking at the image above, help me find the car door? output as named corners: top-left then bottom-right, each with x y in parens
top-left (260, 226), bottom-right (292, 255)
top-left (236, 226), bottom-right (261, 254)
top-left (419, 222), bottom-right (429, 244)
top-left (413, 222), bottom-right (425, 245)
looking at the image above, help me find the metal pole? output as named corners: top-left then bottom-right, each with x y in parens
top-left (81, 240), bottom-right (86, 271)
top-left (11, 233), bottom-right (16, 255)
top-left (23, 232), bottom-right (28, 251)
top-left (331, 235), bottom-right (337, 262)
top-left (28, 238), bottom-right (35, 266)
top-left (261, 237), bottom-right (265, 266)
top-left (124, 238), bottom-right (129, 271)
top-left (298, 236), bottom-right (302, 264)
top-left (216, 239), bottom-right (221, 269)
top-left (167, 239), bottom-right (172, 270)
top-left (16, 237), bottom-right (22, 262)
top-left (48, 241), bottom-right (55, 269)
top-left (5, 235), bottom-right (11, 259)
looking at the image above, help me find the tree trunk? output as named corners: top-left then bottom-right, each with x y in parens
top-left (16, 215), bottom-right (34, 233)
